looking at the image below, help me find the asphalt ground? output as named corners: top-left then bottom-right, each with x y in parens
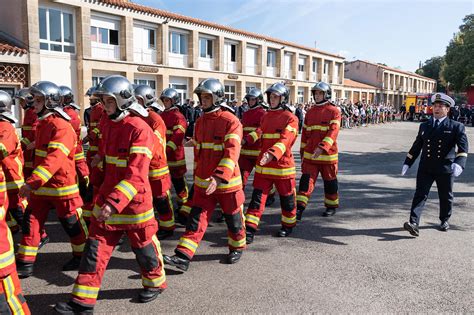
top-left (17, 121), bottom-right (473, 314)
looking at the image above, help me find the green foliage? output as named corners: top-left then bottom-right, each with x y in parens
top-left (416, 56), bottom-right (446, 92)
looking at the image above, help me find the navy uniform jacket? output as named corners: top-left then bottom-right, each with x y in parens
top-left (404, 117), bottom-right (468, 174)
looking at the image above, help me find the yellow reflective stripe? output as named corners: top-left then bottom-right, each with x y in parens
top-left (406, 153), bottom-right (413, 159)
top-left (90, 122), bottom-right (98, 127)
top-left (301, 142), bottom-right (306, 149)
top-left (330, 119), bottom-right (340, 125)
top-left (262, 133), bottom-right (280, 139)
top-left (217, 158), bottom-right (235, 172)
top-left (243, 127), bottom-right (257, 132)
top-left (0, 247), bottom-right (15, 270)
top-left (285, 125), bottom-right (298, 135)
top-left (0, 182), bottom-right (6, 193)
top-left (224, 133), bottom-right (241, 143)
top-left (93, 206), bottom-right (155, 225)
top-left (25, 162), bottom-right (33, 168)
top-left (255, 165), bottom-right (296, 176)
top-left (149, 166), bottom-right (170, 179)
top-left (241, 149), bottom-right (260, 156)
top-left (72, 284), bottom-right (100, 299)
top-left (4, 275), bottom-right (24, 315)
top-left (456, 152), bottom-right (467, 157)
top-left (324, 198), bottom-right (339, 206)
top-left (75, 151), bottom-right (85, 161)
top-left (166, 130), bottom-right (173, 135)
top-left (21, 138), bottom-right (31, 145)
top-left (180, 205), bottom-right (191, 214)
top-left (303, 152), bottom-right (338, 161)
top-left (32, 166), bottom-right (53, 182)
top-left (22, 126), bottom-right (33, 131)
top-left (248, 131), bottom-right (259, 142)
top-left (168, 159), bottom-right (186, 167)
top-left (0, 143), bottom-right (9, 157)
top-left (159, 219), bottom-right (175, 228)
top-left (194, 176), bottom-right (242, 190)
top-left (142, 274), bottom-right (166, 287)
top-left (273, 142), bottom-right (286, 155)
top-left (6, 180), bottom-right (25, 191)
top-left (305, 125), bottom-right (329, 131)
top-left (82, 209), bottom-right (92, 218)
top-left (245, 214), bottom-right (260, 225)
top-left (115, 180), bottom-right (138, 201)
top-left (322, 137), bottom-right (334, 146)
top-left (92, 128), bottom-right (100, 135)
top-left (282, 214), bottom-right (296, 224)
top-left (35, 149), bottom-right (47, 157)
top-left (296, 195), bottom-right (309, 204)
top-left (228, 237), bottom-right (246, 248)
top-left (130, 146), bottom-right (153, 159)
top-left (167, 141), bottom-right (177, 151)
top-left (197, 142), bottom-right (224, 151)
top-left (34, 184), bottom-right (79, 197)
top-left (48, 141), bottom-right (70, 156)
top-left (177, 237), bottom-right (198, 253)
top-left (17, 245), bottom-right (38, 257)
top-left (71, 242), bottom-right (85, 253)
top-left (105, 155), bottom-right (127, 168)
top-left (89, 146), bottom-right (99, 152)
top-left (173, 125), bottom-right (186, 133)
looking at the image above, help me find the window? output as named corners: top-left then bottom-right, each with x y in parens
top-left (324, 61), bottom-right (329, 74)
top-left (312, 60), bottom-right (317, 72)
top-left (297, 88), bottom-right (304, 103)
top-left (267, 50), bottom-right (276, 67)
top-left (39, 7), bottom-right (75, 53)
top-left (148, 29), bottom-right (155, 49)
top-left (199, 38), bottom-right (213, 58)
top-left (245, 84), bottom-right (257, 94)
top-left (225, 84), bottom-right (236, 102)
top-left (298, 58), bottom-right (305, 72)
top-left (90, 26), bottom-right (119, 45)
top-left (225, 43), bottom-right (236, 62)
top-left (134, 79), bottom-right (156, 89)
top-left (170, 31), bottom-right (187, 54)
top-left (92, 76), bottom-right (105, 87)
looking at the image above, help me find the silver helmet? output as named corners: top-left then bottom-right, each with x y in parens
top-left (311, 82), bottom-right (332, 101)
top-left (0, 91), bottom-right (17, 123)
top-left (29, 81), bottom-right (62, 110)
top-left (193, 78), bottom-right (225, 107)
top-left (265, 83), bottom-right (290, 106)
top-left (160, 88), bottom-right (181, 107)
top-left (94, 75), bottom-right (148, 117)
top-left (134, 84), bottom-right (163, 112)
top-left (245, 88), bottom-right (264, 108)
top-left (59, 85), bottom-right (80, 110)
top-left (14, 88), bottom-right (34, 108)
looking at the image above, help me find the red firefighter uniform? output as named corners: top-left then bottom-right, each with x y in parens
top-left (86, 103), bottom-right (105, 165)
top-left (297, 102), bottom-right (340, 211)
top-left (239, 105), bottom-right (266, 186)
top-left (142, 110), bottom-right (175, 233)
top-left (0, 121), bottom-right (26, 232)
top-left (245, 109), bottom-right (299, 232)
top-left (64, 107), bottom-right (89, 181)
top-left (0, 169), bottom-right (31, 315)
top-left (71, 114), bottom-right (166, 307)
top-left (17, 114), bottom-right (88, 265)
top-left (174, 109), bottom-right (245, 260)
top-left (160, 107), bottom-right (188, 207)
top-left (20, 108), bottom-right (37, 178)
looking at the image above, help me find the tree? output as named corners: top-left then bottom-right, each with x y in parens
top-left (441, 14), bottom-right (474, 92)
top-left (416, 56), bottom-right (446, 92)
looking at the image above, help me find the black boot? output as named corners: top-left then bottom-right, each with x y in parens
top-left (62, 256), bottom-right (82, 271)
top-left (157, 229), bottom-right (174, 240)
top-left (276, 227), bottom-right (292, 237)
top-left (138, 288), bottom-right (163, 303)
top-left (296, 207), bottom-right (305, 221)
top-left (245, 228), bottom-right (256, 244)
top-left (226, 250), bottom-right (242, 264)
top-left (176, 213), bottom-right (188, 226)
top-left (16, 261), bottom-right (34, 279)
top-left (38, 235), bottom-right (50, 250)
top-left (163, 254), bottom-right (190, 271)
top-left (54, 300), bottom-right (94, 314)
top-left (322, 208), bottom-right (336, 217)
top-left (265, 194), bottom-right (275, 207)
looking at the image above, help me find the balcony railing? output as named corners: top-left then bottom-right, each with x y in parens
top-left (91, 43), bottom-right (120, 60)
top-left (169, 53), bottom-right (188, 68)
top-left (134, 48), bottom-right (157, 64)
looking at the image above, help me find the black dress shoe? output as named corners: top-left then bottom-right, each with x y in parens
top-left (54, 300), bottom-right (94, 314)
top-left (38, 235), bottom-right (50, 250)
top-left (265, 195), bottom-right (275, 207)
top-left (226, 250), bottom-right (242, 264)
top-left (296, 208), bottom-right (305, 221)
top-left (17, 261), bottom-right (34, 279)
top-left (138, 288), bottom-right (163, 303)
top-left (163, 254), bottom-right (190, 271)
top-left (322, 208), bottom-right (336, 217)
top-left (157, 229), bottom-right (174, 240)
top-left (245, 230), bottom-right (255, 244)
top-left (439, 221), bottom-right (450, 231)
top-left (276, 227), bottom-right (292, 237)
top-left (403, 221), bottom-right (419, 237)
top-left (62, 256), bottom-right (82, 271)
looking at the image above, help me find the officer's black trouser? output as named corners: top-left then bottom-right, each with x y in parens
top-left (410, 170), bottom-right (454, 225)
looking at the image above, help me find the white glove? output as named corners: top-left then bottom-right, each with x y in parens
top-left (451, 163), bottom-right (463, 177)
top-left (401, 164), bottom-right (409, 176)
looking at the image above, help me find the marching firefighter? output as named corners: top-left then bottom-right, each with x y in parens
top-left (296, 82), bottom-right (341, 219)
top-left (159, 88), bottom-right (189, 214)
top-left (0, 97), bottom-right (31, 314)
top-left (0, 91), bottom-right (26, 234)
top-left (54, 75), bottom-right (167, 314)
top-left (244, 83), bottom-right (299, 244)
top-left (163, 78), bottom-right (246, 271)
top-left (15, 88), bottom-right (36, 178)
top-left (135, 85), bottom-right (175, 240)
top-left (16, 81), bottom-right (88, 278)
top-left (59, 86), bottom-right (90, 198)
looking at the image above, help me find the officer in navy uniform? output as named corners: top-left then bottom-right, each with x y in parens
top-left (401, 93), bottom-right (468, 236)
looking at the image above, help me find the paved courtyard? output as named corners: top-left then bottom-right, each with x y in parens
top-left (18, 121), bottom-right (473, 313)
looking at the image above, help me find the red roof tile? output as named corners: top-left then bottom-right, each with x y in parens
top-left (0, 41), bottom-right (27, 56)
top-left (98, 0), bottom-right (343, 59)
top-left (348, 60), bottom-right (435, 82)
top-left (343, 79), bottom-right (377, 90)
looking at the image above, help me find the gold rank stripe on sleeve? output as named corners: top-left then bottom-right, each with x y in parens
top-left (456, 152), bottom-right (468, 157)
top-left (406, 153), bottom-right (413, 159)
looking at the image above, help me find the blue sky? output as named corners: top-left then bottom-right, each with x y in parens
top-left (135, 0), bottom-right (473, 72)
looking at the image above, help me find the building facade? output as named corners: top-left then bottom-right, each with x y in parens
top-left (345, 60), bottom-right (436, 108)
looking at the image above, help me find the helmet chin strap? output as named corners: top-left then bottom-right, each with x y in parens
top-left (315, 100), bottom-right (327, 105)
top-left (109, 108), bottom-right (129, 121)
